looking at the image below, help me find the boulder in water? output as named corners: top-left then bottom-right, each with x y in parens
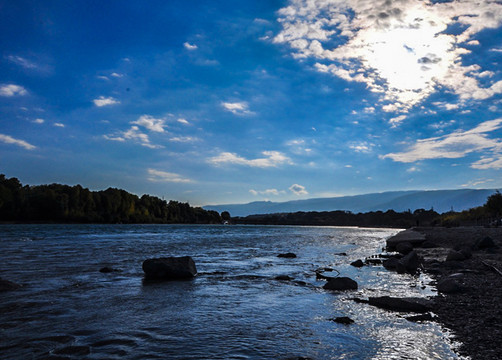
top-left (142, 256), bottom-right (197, 280)
top-left (323, 277), bottom-right (358, 291)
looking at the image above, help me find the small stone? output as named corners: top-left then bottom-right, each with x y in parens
top-left (331, 316), bottom-right (355, 325)
top-left (446, 250), bottom-right (466, 262)
top-left (350, 259), bottom-right (364, 268)
top-left (277, 253), bottom-right (297, 258)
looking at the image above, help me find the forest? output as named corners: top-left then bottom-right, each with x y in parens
top-left (0, 174), bottom-right (222, 224)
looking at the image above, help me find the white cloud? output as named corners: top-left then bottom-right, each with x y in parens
top-left (275, 0), bottom-right (502, 114)
top-left (6, 55), bottom-right (38, 70)
top-left (111, 72), bottom-right (123, 78)
top-left (131, 115), bottom-right (166, 132)
top-left (93, 96), bottom-right (120, 107)
top-left (177, 118), bottom-right (190, 125)
top-left (221, 101), bottom-right (254, 116)
top-left (169, 136), bottom-right (198, 143)
top-left (104, 126), bottom-right (163, 149)
top-left (429, 120), bottom-right (456, 130)
top-left (208, 151), bottom-right (292, 168)
top-left (184, 42), bottom-right (198, 50)
top-left (407, 166), bottom-right (420, 173)
top-left (33, 118), bottom-right (45, 124)
top-left (53, 123), bottom-right (65, 128)
top-left (0, 84), bottom-right (27, 97)
top-left (461, 178), bottom-right (494, 187)
top-left (382, 118), bottom-right (502, 164)
top-left (389, 115), bottom-right (407, 127)
top-left (249, 188), bottom-right (285, 196)
top-left (147, 168), bottom-right (193, 183)
top-left (289, 183), bottom-right (308, 196)
top-left (0, 133), bottom-right (36, 150)
top-left (349, 141), bottom-right (374, 153)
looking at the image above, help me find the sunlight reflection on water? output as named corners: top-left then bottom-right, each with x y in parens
top-left (0, 224), bottom-right (463, 359)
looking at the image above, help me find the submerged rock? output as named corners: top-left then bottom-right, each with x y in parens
top-left (99, 266), bottom-right (117, 273)
top-left (323, 277), bottom-right (358, 291)
top-left (142, 256), bottom-right (197, 280)
top-left (277, 252), bottom-right (297, 258)
top-left (368, 296), bottom-right (432, 313)
top-left (0, 278), bottom-right (21, 292)
top-left (275, 275), bottom-right (294, 281)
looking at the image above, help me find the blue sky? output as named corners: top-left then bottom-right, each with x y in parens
top-left (1, 0), bottom-right (502, 206)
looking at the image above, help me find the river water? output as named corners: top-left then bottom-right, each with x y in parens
top-left (0, 224), bottom-right (461, 359)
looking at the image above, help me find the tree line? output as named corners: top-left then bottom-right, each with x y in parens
top-left (232, 191), bottom-right (502, 228)
top-left (0, 174), bottom-right (222, 224)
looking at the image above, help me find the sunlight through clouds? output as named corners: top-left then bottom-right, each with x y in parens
top-left (274, 0), bottom-right (502, 114)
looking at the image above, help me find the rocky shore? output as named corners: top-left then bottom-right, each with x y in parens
top-left (390, 227), bottom-right (502, 360)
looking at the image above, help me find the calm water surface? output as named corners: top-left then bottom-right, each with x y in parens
top-left (0, 224), bottom-right (461, 359)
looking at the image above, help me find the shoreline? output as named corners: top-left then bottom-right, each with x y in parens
top-left (388, 226), bottom-right (502, 360)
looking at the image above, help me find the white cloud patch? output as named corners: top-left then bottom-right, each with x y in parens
top-left (349, 141), bottom-right (374, 153)
top-left (0, 133), bottom-right (36, 150)
top-left (221, 101), bottom-right (254, 116)
top-left (208, 151), bottom-right (292, 168)
top-left (382, 119), bottom-right (502, 166)
top-left (147, 168), bottom-right (193, 183)
top-left (104, 126), bottom-right (163, 149)
top-left (53, 123), bottom-right (65, 128)
top-left (289, 183), bottom-right (308, 196)
top-left (169, 136), bottom-right (198, 143)
top-left (33, 118), bottom-right (45, 124)
top-left (461, 178), bottom-right (494, 187)
top-left (177, 118), bottom-right (190, 125)
top-left (0, 84), bottom-right (27, 97)
top-left (131, 115), bottom-right (167, 133)
top-left (93, 96), bottom-right (120, 107)
top-left (6, 55), bottom-right (39, 70)
top-left (249, 188), bottom-right (285, 196)
top-left (184, 42), bottom-right (198, 50)
top-left (389, 115), bottom-right (407, 127)
top-left (275, 0), bottom-right (502, 114)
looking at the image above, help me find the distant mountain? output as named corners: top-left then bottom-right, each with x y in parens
top-left (204, 189), bottom-right (497, 216)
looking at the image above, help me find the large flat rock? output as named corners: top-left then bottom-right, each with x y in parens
top-left (386, 229), bottom-right (426, 250)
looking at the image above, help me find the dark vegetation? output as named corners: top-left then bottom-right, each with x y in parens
top-left (0, 175), bottom-right (221, 224)
top-left (233, 191), bottom-right (502, 228)
top-left (2, 174), bottom-right (501, 227)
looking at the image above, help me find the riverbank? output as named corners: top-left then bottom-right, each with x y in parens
top-left (394, 227), bottom-right (502, 360)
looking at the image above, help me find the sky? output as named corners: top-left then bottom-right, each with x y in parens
top-left (1, 0), bottom-right (502, 207)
